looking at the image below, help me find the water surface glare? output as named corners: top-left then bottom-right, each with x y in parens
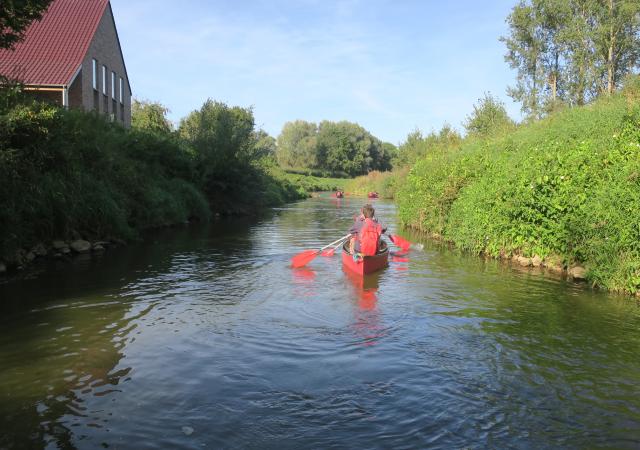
top-left (1, 197), bottom-right (640, 449)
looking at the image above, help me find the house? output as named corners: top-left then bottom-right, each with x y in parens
top-left (0, 0), bottom-right (132, 127)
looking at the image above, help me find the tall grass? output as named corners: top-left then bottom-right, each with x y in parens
top-left (343, 170), bottom-right (408, 198)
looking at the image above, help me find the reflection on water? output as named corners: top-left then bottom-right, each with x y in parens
top-left (1, 195), bottom-right (640, 449)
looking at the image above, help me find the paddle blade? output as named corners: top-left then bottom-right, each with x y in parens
top-left (291, 250), bottom-right (318, 268)
top-left (390, 234), bottom-right (411, 251)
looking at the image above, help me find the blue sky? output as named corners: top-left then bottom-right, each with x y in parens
top-left (111, 0), bottom-right (521, 144)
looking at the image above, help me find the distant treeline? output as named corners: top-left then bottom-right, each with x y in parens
top-left (275, 120), bottom-right (396, 177)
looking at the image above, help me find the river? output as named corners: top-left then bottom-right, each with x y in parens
top-left (1, 196), bottom-right (640, 449)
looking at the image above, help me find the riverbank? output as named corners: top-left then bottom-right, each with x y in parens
top-left (396, 80), bottom-right (640, 296)
top-left (0, 100), bottom-right (343, 274)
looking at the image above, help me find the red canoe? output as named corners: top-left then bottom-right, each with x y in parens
top-left (342, 241), bottom-right (389, 275)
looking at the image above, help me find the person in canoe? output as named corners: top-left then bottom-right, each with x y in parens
top-left (349, 204), bottom-right (387, 257)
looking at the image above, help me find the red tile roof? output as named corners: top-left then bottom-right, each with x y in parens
top-left (0, 0), bottom-right (109, 86)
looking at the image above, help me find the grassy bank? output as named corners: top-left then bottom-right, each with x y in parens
top-left (396, 85), bottom-right (640, 295)
top-left (342, 170), bottom-right (407, 199)
top-left (0, 101), bottom-right (306, 266)
top-left (279, 172), bottom-right (346, 193)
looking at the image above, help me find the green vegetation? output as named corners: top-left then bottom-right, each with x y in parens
top-left (502, 0), bottom-right (640, 118)
top-left (278, 172), bottom-right (346, 193)
top-left (396, 81), bottom-right (640, 295)
top-left (0, 96), bottom-right (310, 263)
top-left (392, 125), bottom-right (462, 168)
top-left (275, 119), bottom-right (395, 176)
top-left (464, 93), bottom-right (515, 138)
top-left (0, 0), bottom-right (53, 50)
top-left (132, 99), bottom-right (173, 134)
top-left (0, 102), bottom-right (208, 259)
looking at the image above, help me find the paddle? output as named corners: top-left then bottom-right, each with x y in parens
top-left (389, 234), bottom-right (423, 251)
top-left (291, 234), bottom-right (352, 268)
top-left (321, 239), bottom-right (347, 256)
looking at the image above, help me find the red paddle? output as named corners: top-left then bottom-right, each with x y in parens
top-left (291, 234), bottom-right (351, 268)
top-left (390, 234), bottom-right (423, 251)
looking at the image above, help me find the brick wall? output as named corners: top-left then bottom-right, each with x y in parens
top-left (80, 3), bottom-right (132, 127)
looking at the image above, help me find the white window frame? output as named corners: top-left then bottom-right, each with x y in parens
top-left (92, 59), bottom-right (98, 90)
top-left (119, 77), bottom-right (124, 104)
top-left (111, 71), bottom-right (116, 99)
top-left (102, 65), bottom-right (107, 95)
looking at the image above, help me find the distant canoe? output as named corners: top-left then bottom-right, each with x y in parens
top-left (367, 192), bottom-right (379, 198)
top-left (342, 241), bottom-right (388, 275)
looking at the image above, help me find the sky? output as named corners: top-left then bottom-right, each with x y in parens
top-left (110, 0), bottom-right (522, 145)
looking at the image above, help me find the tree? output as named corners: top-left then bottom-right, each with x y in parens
top-left (561, 0), bottom-right (599, 106)
top-left (592, 0), bottom-right (640, 95)
top-left (394, 125), bottom-right (463, 167)
top-left (275, 120), bottom-right (318, 168)
top-left (380, 142), bottom-right (397, 170)
top-left (501, 1), bottom-right (545, 118)
top-left (178, 100), bottom-right (256, 195)
top-left (0, 0), bottom-right (52, 50)
top-left (252, 129), bottom-right (276, 159)
top-left (315, 121), bottom-right (386, 176)
top-left (502, 0), bottom-right (640, 115)
top-left (131, 99), bottom-right (173, 134)
top-left (464, 93), bottom-right (515, 137)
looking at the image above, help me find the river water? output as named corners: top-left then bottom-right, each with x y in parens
top-left (1, 196), bottom-right (640, 449)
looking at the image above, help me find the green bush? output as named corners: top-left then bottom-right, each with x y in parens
top-left (0, 102), bottom-right (209, 258)
top-left (397, 90), bottom-right (640, 295)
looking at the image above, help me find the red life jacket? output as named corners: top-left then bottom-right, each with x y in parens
top-left (358, 218), bottom-right (382, 256)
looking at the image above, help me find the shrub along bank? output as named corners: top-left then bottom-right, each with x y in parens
top-left (0, 100), bottom-right (308, 270)
top-left (396, 87), bottom-right (640, 295)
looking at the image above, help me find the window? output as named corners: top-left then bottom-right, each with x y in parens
top-left (111, 72), bottom-right (116, 99)
top-left (102, 65), bottom-right (107, 95)
top-left (92, 59), bottom-right (98, 90)
top-left (119, 77), bottom-right (124, 104)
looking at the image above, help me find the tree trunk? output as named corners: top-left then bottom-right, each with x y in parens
top-left (552, 51), bottom-right (559, 102)
top-left (532, 56), bottom-right (538, 117)
top-left (607, 0), bottom-right (616, 95)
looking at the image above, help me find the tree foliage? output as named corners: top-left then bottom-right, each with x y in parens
top-left (253, 129), bottom-right (276, 159)
top-left (393, 125), bottom-right (462, 167)
top-left (178, 100), bottom-right (256, 190)
top-left (131, 99), bottom-right (173, 134)
top-left (178, 99), bottom-right (256, 169)
top-left (464, 93), bottom-right (515, 137)
top-left (316, 120), bottom-right (391, 176)
top-left (276, 120), bottom-right (318, 169)
top-left (276, 119), bottom-right (392, 176)
top-left (0, 0), bottom-right (52, 50)
top-left (502, 0), bottom-right (640, 118)
top-left (176, 100), bottom-right (302, 211)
